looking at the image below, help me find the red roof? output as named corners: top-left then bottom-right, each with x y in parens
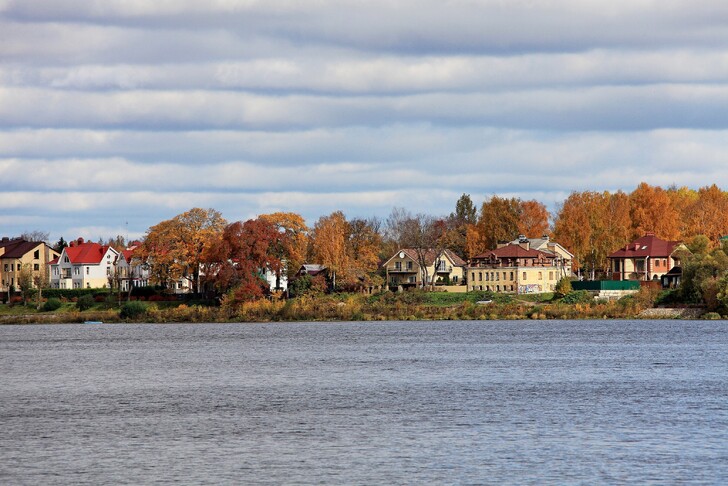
top-left (63, 242), bottom-right (112, 264)
top-left (608, 234), bottom-right (681, 259)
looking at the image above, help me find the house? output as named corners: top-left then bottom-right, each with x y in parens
top-left (298, 264), bottom-right (328, 278)
top-left (49, 237), bottom-right (120, 289)
top-left (0, 237), bottom-right (59, 294)
top-left (383, 249), bottom-right (466, 289)
top-left (503, 234), bottom-right (574, 279)
top-left (607, 233), bottom-right (687, 282)
top-left (113, 244), bottom-right (150, 292)
top-left (467, 243), bottom-right (562, 293)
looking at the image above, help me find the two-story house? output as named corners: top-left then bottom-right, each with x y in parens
top-left (49, 238), bottom-right (120, 289)
top-left (607, 233), bottom-right (687, 282)
top-left (467, 243), bottom-right (562, 294)
top-left (0, 237), bottom-right (59, 294)
top-left (503, 235), bottom-right (574, 279)
top-left (114, 246), bottom-right (150, 292)
top-left (383, 248), bottom-right (466, 290)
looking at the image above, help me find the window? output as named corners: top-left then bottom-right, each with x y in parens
top-left (34, 264), bottom-right (39, 271)
top-left (407, 261), bottom-right (413, 270)
top-left (510, 271), bottom-right (514, 280)
top-left (64, 256), bottom-right (69, 263)
top-left (34, 250), bottom-right (40, 259)
top-left (523, 272), bottom-right (527, 280)
top-left (486, 272), bottom-right (489, 282)
top-left (538, 272), bottom-right (542, 280)
top-left (395, 261), bottom-right (401, 270)
top-left (74, 267), bottom-right (80, 276)
top-left (478, 272), bottom-right (482, 281)
top-left (3, 264), bottom-right (6, 272)
top-left (471, 272), bottom-right (475, 281)
top-left (87, 283), bottom-right (90, 288)
top-left (17, 264), bottom-right (21, 271)
top-left (107, 267), bottom-right (112, 275)
top-left (549, 271), bottom-right (554, 280)
top-left (86, 267), bottom-right (89, 275)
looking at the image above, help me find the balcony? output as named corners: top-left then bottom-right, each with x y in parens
top-left (435, 265), bottom-right (453, 273)
top-left (387, 265), bottom-right (416, 273)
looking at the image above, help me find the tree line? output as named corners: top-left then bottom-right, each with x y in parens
top-left (34, 182), bottom-right (728, 303)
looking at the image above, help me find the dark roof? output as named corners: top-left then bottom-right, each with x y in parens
top-left (0, 240), bottom-right (44, 259)
top-left (386, 248), bottom-right (466, 268)
top-left (472, 244), bottom-right (554, 260)
top-left (608, 234), bottom-right (681, 259)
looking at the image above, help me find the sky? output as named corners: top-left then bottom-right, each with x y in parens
top-left (2, 0), bottom-right (728, 243)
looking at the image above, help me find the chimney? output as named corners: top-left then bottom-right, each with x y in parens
top-left (1, 237), bottom-right (8, 242)
top-left (542, 234), bottom-right (550, 241)
top-left (69, 240), bottom-right (76, 247)
top-left (77, 237), bottom-right (84, 245)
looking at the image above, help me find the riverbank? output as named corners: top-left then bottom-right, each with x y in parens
top-left (0, 289), bottom-right (716, 324)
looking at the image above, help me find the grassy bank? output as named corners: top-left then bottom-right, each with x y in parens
top-left (1, 288), bottom-right (708, 324)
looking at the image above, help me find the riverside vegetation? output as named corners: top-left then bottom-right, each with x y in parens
top-left (0, 285), bottom-right (711, 324)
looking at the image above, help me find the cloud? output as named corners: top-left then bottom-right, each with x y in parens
top-left (1, 1), bottom-right (727, 241)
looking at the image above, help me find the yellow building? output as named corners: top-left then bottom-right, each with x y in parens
top-left (0, 237), bottom-right (59, 294)
top-left (384, 248), bottom-right (466, 290)
top-left (467, 243), bottom-right (561, 294)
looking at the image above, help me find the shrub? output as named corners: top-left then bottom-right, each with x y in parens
top-left (42, 298), bottom-right (62, 312)
top-left (561, 290), bottom-right (593, 305)
top-left (120, 301), bottom-right (148, 319)
top-left (554, 277), bottom-right (573, 298)
top-left (76, 294), bottom-right (95, 311)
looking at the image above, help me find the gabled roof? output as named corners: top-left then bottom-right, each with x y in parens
top-left (383, 248), bottom-right (466, 268)
top-left (63, 242), bottom-right (116, 265)
top-left (472, 244), bottom-right (554, 260)
top-left (608, 233), bottom-right (681, 259)
top-left (0, 240), bottom-right (44, 259)
top-left (300, 264), bottom-right (327, 276)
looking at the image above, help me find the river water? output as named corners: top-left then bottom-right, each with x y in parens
top-left (1, 320), bottom-right (726, 484)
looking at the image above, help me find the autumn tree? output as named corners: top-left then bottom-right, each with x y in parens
top-left (348, 217), bottom-right (384, 288)
top-left (203, 218), bottom-right (282, 301)
top-left (518, 200), bottom-right (550, 238)
top-left (466, 196), bottom-right (521, 257)
top-left (260, 212), bottom-right (309, 283)
top-left (629, 182), bottom-right (681, 240)
top-left (309, 211), bottom-right (351, 289)
top-left (139, 208), bottom-right (227, 293)
top-left (442, 194), bottom-right (477, 259)
top-left (685, 184), bottom-right (728, 243)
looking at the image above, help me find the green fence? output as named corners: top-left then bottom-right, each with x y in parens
top-left (572, 280), bottom-right (640, 291)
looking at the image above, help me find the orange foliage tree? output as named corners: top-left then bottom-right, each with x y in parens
top-left (629, 182), bottom-right (681, 240)
top-left (139, 208), bottom-right (227, 292)
top-left (518, 200), bottom-right (550, 238)
top-left (260, 212), bottom-right (309, 281)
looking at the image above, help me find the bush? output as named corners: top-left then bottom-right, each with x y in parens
top-left (76, 294), bottom-right (95, 311)
top-left (42, 298), bottom-right (62, 312)
top-left (554, 277), bottom-right (573, 298)
top-left (120, 301), bottom-right (148, 319)
top-left (561, 290), bottom-right (593, 305)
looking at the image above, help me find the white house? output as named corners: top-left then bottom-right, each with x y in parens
top-left (49, 238), bottom-right (120, 289)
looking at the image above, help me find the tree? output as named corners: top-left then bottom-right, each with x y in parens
top-left (203, 218), bottom-right (282, 301)
top-left (348, 217), bottom-right (384, 289)
top-left (53, 237), bottom-right (68, 254)
top-left (685, 185), bottom-right (728, 243)
top-left (443, 194), bottom-right (477, 259)
top-left (398, 214), bottom-right (446, 289)
top-left (259, 212), bottom-right (309, 283)
top-left (629, 182), bottom-right (681, 240)
top-left (32, 263), bottom-right (49, 310)
top-left (467, 196), bottom-right (521, 257)
top-left (518, 200), bottom-right (550, 238)
top-left (309, 211), bottom-right (351, 290)
top-left (17, 264), bottom-right (34, 305)
top-left (139, 208), bottom-right (227, 293)
top-left (20, 230), bottom-right (49, 243)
